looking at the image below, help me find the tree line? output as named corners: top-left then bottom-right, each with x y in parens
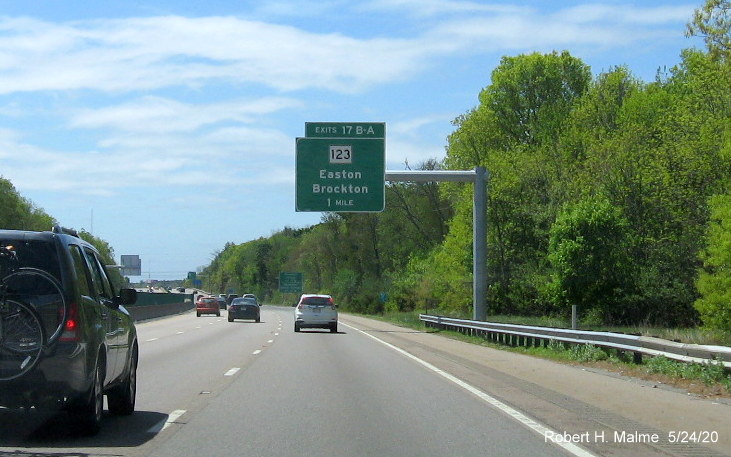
top-left (201, 1), bottom-right (731, 329)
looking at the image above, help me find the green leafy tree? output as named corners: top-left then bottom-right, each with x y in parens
top-left (686, 0), bottom-right (731, 62)
top-left (480, 51), bottom-right (591, 147)
top-left (443, 51), bottom-right (591, 314)
top-left (0, 177), bottom-right (56, 231)
top-left (548, 196), bottom-right (633, 323)
top-left (695, 193), bottom-right (731, 329)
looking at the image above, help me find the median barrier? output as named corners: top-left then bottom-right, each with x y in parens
top-left (125, 292), bottom-right (195, 321)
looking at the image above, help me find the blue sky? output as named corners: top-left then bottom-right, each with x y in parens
top-left (0, 1), bottom-right (704, 280)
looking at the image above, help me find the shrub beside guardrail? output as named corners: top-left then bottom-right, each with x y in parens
top-left (420, 314), bottom-right (731, 368)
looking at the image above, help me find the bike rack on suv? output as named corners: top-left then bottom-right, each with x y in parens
top-left (0, 243), bottom-right (68, 381)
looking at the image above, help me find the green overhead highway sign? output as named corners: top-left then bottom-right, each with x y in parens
top-left (279, 272), bottom-right (303, 293)
top-left (296, 122), bottom-right (385, 213)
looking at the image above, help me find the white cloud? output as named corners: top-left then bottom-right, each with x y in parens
top-left (555, 4), bottom-right (694, 25)
top-left (251, 0), bottom-right (347, 18)
top-left (361, 0), bottom-right (531, 17)
top-left (0, 16), bottom-right (426, 94)
top-left (69, 96), bottom-right (302, 133)
top-left (0, 5), bottom-right (692, 96)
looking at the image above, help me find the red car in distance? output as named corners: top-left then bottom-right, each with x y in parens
top-left (196, 296), bottom-right (220, 317)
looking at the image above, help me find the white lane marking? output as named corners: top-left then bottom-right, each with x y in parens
top-left (224, 367), bottom-right (241, 376)
top-left (148, 409), bottom-right (186, 433)
top-left (275, 333), bottom-right (280, 336)
top-left (176, 331), bottom-right (184, 335)
top-left (252, 350), bottom-right (262, 355)
top-left (267, 339), bottom-right (274, 343)
top-left (146, 338), bottom-right (159, 342)
top-left (340, 322), bottom-right (598, 457)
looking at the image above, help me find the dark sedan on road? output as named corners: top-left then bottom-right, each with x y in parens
top-left (228, 297), bottom-right (260, 322)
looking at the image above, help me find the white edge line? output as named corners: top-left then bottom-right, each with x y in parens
top-left (148, 409), bottom-right (186, 433)
top-left (253, 349), bottom-right (262, 355)
top-left (340, 322), bottom-right (597, 457)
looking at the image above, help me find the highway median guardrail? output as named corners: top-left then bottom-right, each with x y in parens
top-left (419, 314), bottom-right (731, 368)
top-left (125, 292), bottom-right (195, 321)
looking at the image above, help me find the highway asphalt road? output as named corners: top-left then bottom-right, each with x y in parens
top-left (1, 306), bottom-right (728, 457)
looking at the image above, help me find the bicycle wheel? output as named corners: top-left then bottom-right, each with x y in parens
top-left (2, 267), bottom-right (66, 344)
top-left (0, 299), bottom-right (46, 381)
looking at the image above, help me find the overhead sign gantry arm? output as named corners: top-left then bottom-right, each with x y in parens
top-left (385, 167), bottom-right (488, 321)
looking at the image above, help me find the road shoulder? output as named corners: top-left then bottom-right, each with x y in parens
top-left (341, 314), bottom-right (731, 457)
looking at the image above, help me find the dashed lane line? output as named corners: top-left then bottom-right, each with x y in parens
top-left (224, 367), bottom-right (241, 376)
top-left (148, 409), bottom-right (187, 434)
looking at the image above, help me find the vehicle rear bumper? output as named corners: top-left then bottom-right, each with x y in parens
top-left (295, 319), bottom-right (337, 328)
top-left (196, 306), bottom-right (219, 314)
top-left (229, 310), bottom-right (259, 320)
top-left (0, 343), bottom-right (90, 410)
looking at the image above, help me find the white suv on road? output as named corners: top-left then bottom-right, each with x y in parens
top-left (294, 294), bottom-right (338, 333)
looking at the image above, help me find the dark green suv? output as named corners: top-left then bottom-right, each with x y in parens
top-left (0, 227), bottom-right (138, 435)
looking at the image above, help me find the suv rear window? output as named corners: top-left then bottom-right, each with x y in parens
top-left (302, 297), bottom-right (332, 306)
top-left (0, 237), bottom-right (61, 281)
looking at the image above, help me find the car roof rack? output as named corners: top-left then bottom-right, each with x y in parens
top-left (52, 225), bottom-right (80, 237)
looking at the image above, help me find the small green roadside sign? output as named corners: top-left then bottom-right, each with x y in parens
top-left (279, 272), bottom-right (303, 293)
top-left (296, 122), bottom-right (385, 213)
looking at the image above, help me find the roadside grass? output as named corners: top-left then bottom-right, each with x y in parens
top-left (364, 310), bottom-right (731, 396)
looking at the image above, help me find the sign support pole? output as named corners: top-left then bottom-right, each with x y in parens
top-left (473, 167), bottom-right (487, 321)
top-left (385, 167), bottom-right (488, 321)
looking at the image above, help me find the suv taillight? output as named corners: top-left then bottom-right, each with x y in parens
top-left (60, 302), bottom-right (81, 342)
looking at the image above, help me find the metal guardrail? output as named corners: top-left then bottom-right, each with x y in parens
top-left (420, 314), bottom-right (731, 368)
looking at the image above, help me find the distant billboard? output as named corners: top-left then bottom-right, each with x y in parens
top-left (121, 255), bottom-right (142, 276)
